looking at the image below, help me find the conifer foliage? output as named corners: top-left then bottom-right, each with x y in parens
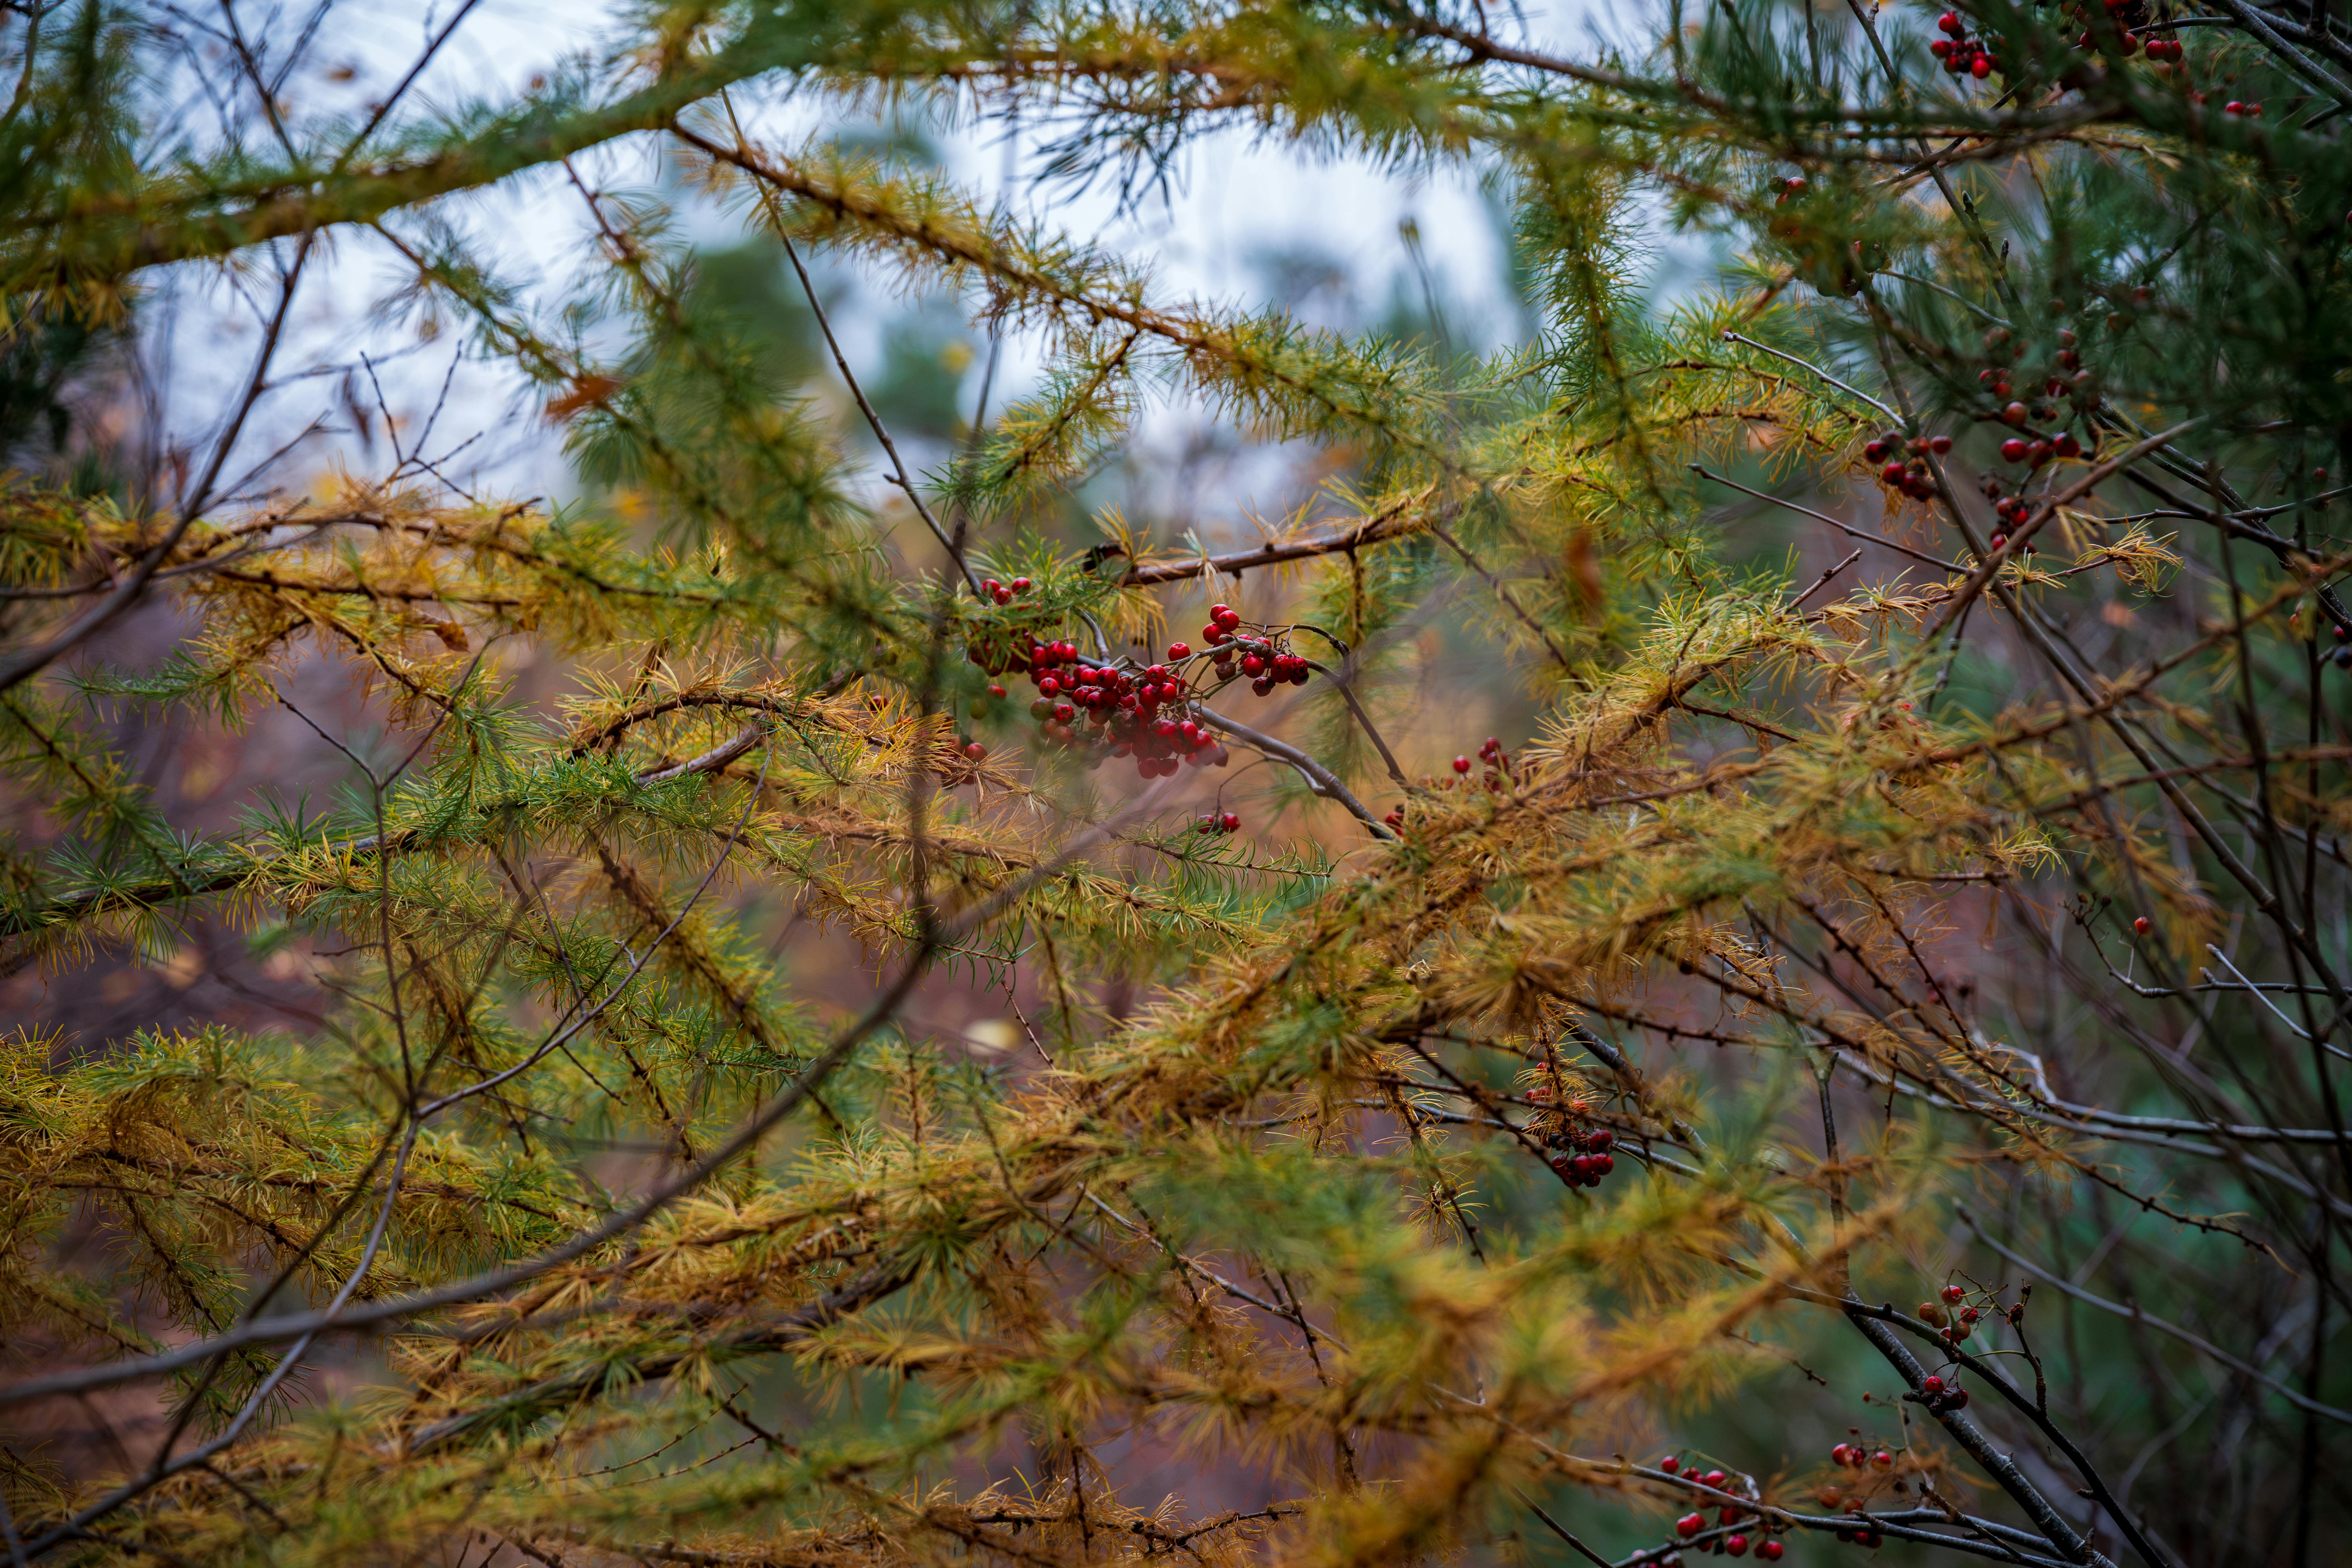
top-left (6, 1), bottom-right (2352, 1565)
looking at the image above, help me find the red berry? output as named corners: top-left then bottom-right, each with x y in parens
top-left (993, 588), bottom-right (1013, 604)
top-left (1880, 461), bottom-right (1907, 485)
top-left (1938, 10), bottom-right (1961, 34)
top-left (964, 741), bottom-right (987, 761)
top-left (1988, 533), bottom-right (2007, 551)
top-left (2134, 916), bottom-right (2152, 934)
top-left (2002, 401), bottom-right (2028, 425)
top-left (1677, 1515), bottom-right (1704, 1539)
top-left (1221, 812), bottom-right (1240, 832)
top-left (1760, 1543), bottom-right (1784, 1562)
top-left (1453, 755), bottom-right (1472, 774)
top-left (1863, 439), bottom-right (1888, 462)
top-left (1010, 577), bottom-right (1032, 592)
top-left (1830, 1443), bottom-right (1851, 1466)
top-left (1870, 1451), bottom-right (1893, 1470)
top-left (1922, 1376), bottom-right (1944, 1394)
top-left (1942, 1284), bottom-right (1964, 1303)
top-left (1999, 438), bottom-right (2028, 462)
top-left (1052, 703), bottom-right (1074, 723)
top-left (1383, 810), bottom-right (1403, 829)
top-left (1661, 1456), bottom-right (1681, 1474)
top-left (988, 683), bottom-right (1006, 698)
top-left (2225, 100), bottom-right (2244, 114)
top-left (1929, 434), bottom-right (1952, 453)
top-left (1928, 38), bottom-right (1950, 57)
top-left (983, 579), bottom-right (1001, 594)
top-left (1971, 54), bottom-right (1991, 77)
top-left (1702, 1470), bottom-right (1728, 1489)
top-left (1728, 1536), bottom-right (1750, 1558)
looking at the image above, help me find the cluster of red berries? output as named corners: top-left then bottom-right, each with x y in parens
top-left (1996, 430), bottom-right (2082, 469)
top-left (1972, 474), bottom-right (2041, 555)
top-left (2223, 99), bottom-right (2264, 116)
top-left (979, 575), bottom-right (1033, 606)
top-left (1919, 1281), bottom-right (1992, 1346)
top-left (1460, 736), bottom-right (1518, 787)
top-left (1862, 431), bottom-right (1951, 502)
top-left (2066, 0), bottom-right (2149, 54)
top-left (1813, 1457), bottom-right (1889, 1551)
top-left (1917, 1373), bottom-right (1968, 1415)
top-left (2141, 33), bottom-right (2184, 62)
top-left (1199, 605), bottom-right (1315, 696)
top-left (1020, 637), bottom-right (1231, 780)
top-left (1193, 811), bottom-right (1242, 835)
top-left (1525, 1082), bottom-right (1619, 1187)
top-left (1548, 1112), bottom-right (1616, 1187)
top-left (1928, 11), bottom-right (1996, 78)
top-left (1981, 325), bottom-right (2099, 421)
top-left (1662, 1459), bottom-right (1785, 1560)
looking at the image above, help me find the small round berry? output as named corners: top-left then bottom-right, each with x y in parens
top-left (1010, 577), bottom-right (1032, 593)
top-left (1727, 1536), bottom-right (1750, 1558)
top-left (1870, 1450), bottom-right (1893, 1470)
top-left (1052, 703), bottom-right (1075, 723)
top-left (1221, 812), bottom-right (1240, 832)
top-left (983, 579), bottom-right (1001, 594)
top-left (1988, 533), bottom-right (2007, 552)
top-left (1938, 10), bottom-right (1961, 35)
top-left (1830, 1443), bottom-right (1852, 1466)
top-left (1922, 1375), bottom-right (1944, 1394)
top-left (1661, 1456), bottom-right (1681, 1474)
top-left (988, 683), bottom-right (1007, 698)
top-left (1701, 1470), bottom-right (1728, 1489)
top-left (1942, 1284), bottom-right (1965, 1304)
top-left (1929, 434), bottom-right (1952, 454)
top-left (1677, 1515), bottom-right (1704, 1539)
top-left (2002, 401), bottom-right (2029, 425)
top-left (1383, 810), bottom-right (1404, 830)
top-left (964, 741), bottom-right (987, 761)
top-left (1759, 1543), bottom-right (1784, 1562)
top-left (1453, 755), bottom-right (1472, 774)
top-left (1880, 461), bottom-right (1907, 485)
top-left (993, 588), bottom-right (1013, 605)
top-left (1167, 641), bottom-right (1191, 660)
top-left (1971, 54), bottom-right (1990, 78)
top-left (2000, 438), bottom-right (2028, 463)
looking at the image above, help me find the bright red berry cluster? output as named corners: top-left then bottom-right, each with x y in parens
top-left (1929, 11), bottom-right (1996, 78)
top-left (1193, 811), bottom-right (1242, 835)
top-left (979, 575), bottom-right (1033, 606)
top-left (1661, 1459), bottom-right (1785, 1560)
top-left (1861, 431), bottom-right (1950, 502)
top-left (1202, 606), bottom-right (1315, 696)
top-left (1020, 637), bottom-right (1230, 779)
